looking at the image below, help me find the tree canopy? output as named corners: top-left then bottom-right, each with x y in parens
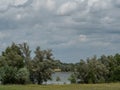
top-left (0, 42), bottom-right (120, 84)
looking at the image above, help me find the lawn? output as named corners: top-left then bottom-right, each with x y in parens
top-left (0, 83), bottom-right (120, 90)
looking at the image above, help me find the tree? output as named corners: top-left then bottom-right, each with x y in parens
top-left (0, 43), bottom-right (29, 84)
top-left (19, 42), bottom-right (31, 68)
top-left (99, 55), bottom-right (118, 82)
top-left (16, 67), bottom-right (30, 84)
top-left (112, 54), bottom-right (120, 81)
top-left (87, 57), bottom-right (108, 83)
top-left (31, 47), bottom-right (53, 84)
top-left (45, 49), bottom-right (53, 60)
top-left (0, 43), bottom-right (24, 69)
top-left (68, 74), bottom-right (76, 84)
top-left (76, 56), bottom-right (108, 84)
top-left (0, 66), bottom-right (17, 84)
top-left (76, 60), bottom-right (89, 83)
top-left (112, 66), bottom-right (120, 81)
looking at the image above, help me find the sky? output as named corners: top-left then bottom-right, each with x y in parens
top-left (0, 0), bottom-right (120, 63)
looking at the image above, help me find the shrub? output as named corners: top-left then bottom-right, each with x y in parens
top-left (16, 67), bottom-right (30, 84)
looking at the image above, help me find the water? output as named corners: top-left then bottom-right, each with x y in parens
top-left (45, 72), bottom-right (72, 84)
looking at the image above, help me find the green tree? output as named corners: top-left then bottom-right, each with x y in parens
top-left (76, 60), bottom-right (89, 83)
top-left (0, 43), bottom-right (24, 68)
top-left (99, 55), bottom-right (118, 82)
top-left (87, 57), bottom-right (108, 83)
top-left (45, 49), bottom-right (53, 60)
top-left (0, 66), bottom-right (17, 84)
top-left (68, 74), bottom-right (76, 84)
top-left (16, 67), bottom-right (29, 84)
top-left (31, 47), bottom-right (53, 84)
top-left (0, 43), bottom-right (29, 84)
top-left (19, 42), bottom-right (31, 68)
top-left (76, 56), bottom-right (108, 84)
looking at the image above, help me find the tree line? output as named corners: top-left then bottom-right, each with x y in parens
top-left (0, 42), bottom-right (55, 84)
top-left (73, 54), bottom-right (120, 84)
top-left (0, 42), bottom-right (74, 84)
top-left (0, 42), bottom-right (120, 84)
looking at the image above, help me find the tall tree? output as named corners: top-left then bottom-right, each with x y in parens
top-left (45, 49), bottom-right (53, 60)
top-left (76, 60), bottom-right (89, 83)
top-left (76, 56), bottom-right (108, 83)
top-left (0, 42), bottom-right (24, 68)
top-left (0, 43), bottom-right (29, 84)
top-left (19, 42), bottom-right (31, 68)
top-left (31, 47), bottom-right (53, 84)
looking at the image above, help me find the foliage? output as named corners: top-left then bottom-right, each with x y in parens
top-left (76, 56), bottom-right (109, 83)
top-left (16, 67), bottom-right (30, 84)
top-left (0, 66), bottom-right (17, 84)
top-left (76, 54), bottom-right (120, 84)
top-left (19, 42), bottom-right (31, 68)
top-left (0, 43), bottom-right (24, 69)
top-left (99, 54), bottom-right (120, 82)
top-left (0, 42), bottom-right (120, 85)
top-left (68, 74), bottom-right (77, 84)
top-left (0, 43), bottom-right (55, 85)
top-left (30, 47), bottom-right (53, 84)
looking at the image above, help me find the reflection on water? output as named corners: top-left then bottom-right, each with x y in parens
top-left (45, 72), bottom-right (72, 84)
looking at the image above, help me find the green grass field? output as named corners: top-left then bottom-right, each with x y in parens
top-left (0, 83), bottom-right (120, 90)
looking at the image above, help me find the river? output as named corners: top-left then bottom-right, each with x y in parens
top-left (44, 72), bottom-right (72, 84)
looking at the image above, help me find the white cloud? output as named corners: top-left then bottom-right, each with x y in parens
top-left (13, 0), bottom-right (28, 6)
top-left (32, 0), bottom-right (42, 11)
top-left (87, 0), bottom-right (110, 13)
top-left (79, 35), bottom-right (87, 42)
top-left (31, 0), bottom-right (56, 11)
top-left (88, 0), bottom-right (99, 7)
top-left (46, 0), bottom-right (56, 10)
top-left (16, 14), bottom-right (22, 20)
top-left (0, 0), bottom-right (29, 11)
top-left (57, 1), bottom-right (78, 15)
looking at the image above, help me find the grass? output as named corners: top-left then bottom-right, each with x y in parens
top-left (0, 83), bottom-right (120, 90)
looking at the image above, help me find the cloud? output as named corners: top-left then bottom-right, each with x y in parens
top-left (0, 32), bottom-right (7, 39)
top-left (13, 0), bottom-right (28, 6)
top-left (0, 0), bottom-right (120, 62)
top-left (31, 0), bottom-right (43, 11)
top-left (112, 0), bottom-right (120, 8)
top-left (31, 0), bottom-right (56, 11)
top-left (46, 0), bottom-right (56, 10)
top-left (88, 0), bottom-right (110, 13)
top-left (0, 0), bottom-right (31, 12)
top-left (57, 1), bottom-right (78, 15)
top-left (79, 35), bottom-right (88, 42)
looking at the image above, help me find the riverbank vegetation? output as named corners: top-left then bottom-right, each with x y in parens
top-left (0, 42), bottom-right (120, 85)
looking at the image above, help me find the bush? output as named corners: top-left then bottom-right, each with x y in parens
top-left (16, 67), bottom-right (30, 84)
top-left (68, 74), bottom-right (77, 84)
top-left (0, 66), bottom-right (17, 84)
top-left (0, 66), bottom-right (29, 84)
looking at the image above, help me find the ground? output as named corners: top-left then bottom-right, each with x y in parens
top-left (0, 83), bottom-right (120, 90)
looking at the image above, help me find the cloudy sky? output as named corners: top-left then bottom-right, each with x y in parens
top-left (0, 0), bottom-right (120, 63)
